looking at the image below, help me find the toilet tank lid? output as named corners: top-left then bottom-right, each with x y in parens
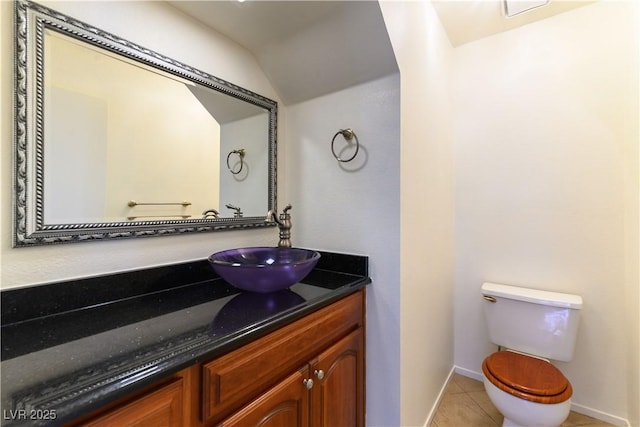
top-left (482, 282), bottom-right (583, 309)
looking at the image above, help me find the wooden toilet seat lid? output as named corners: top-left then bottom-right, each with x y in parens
top-left (483, 351), bottom-right (572, 404)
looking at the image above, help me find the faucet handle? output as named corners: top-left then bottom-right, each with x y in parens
top-left (225, 204), bottom-right (243, 218)
top-left (267, 204), bottom-right (292, 223)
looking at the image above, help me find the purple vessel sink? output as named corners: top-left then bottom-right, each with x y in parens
top-left (208, 247), bottom-right (321, 293)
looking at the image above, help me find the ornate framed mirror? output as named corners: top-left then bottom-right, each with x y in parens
top-left (13, 0), bottom-right (277, 246)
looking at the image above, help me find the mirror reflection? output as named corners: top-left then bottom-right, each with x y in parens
top-left (14, 0), bottom-right (277, 246)
top-left (44, 29), bottom-right (269, 224)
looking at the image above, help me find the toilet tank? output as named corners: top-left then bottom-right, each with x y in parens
top-left (481, 282), bottom-right (583, 362)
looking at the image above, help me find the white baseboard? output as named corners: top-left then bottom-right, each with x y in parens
top-left (450, 366), bottom-right (631, 427)
top-left (569, 402), bottom-right (631, 427)
top-left (422, 367), bottom-right (456, 427)
top-left (454, 365), bottom-right (483, 382)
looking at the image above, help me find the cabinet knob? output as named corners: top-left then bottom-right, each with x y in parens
top-left (314, 369), bottom-right (325, 380)
top-left (303, 378), bottom-right (314, 390)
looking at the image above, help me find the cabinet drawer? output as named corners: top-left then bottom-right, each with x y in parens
top-left (81, 378), bottom-right (183, 427)
top-left (202, 290), bottom-right (363, 423)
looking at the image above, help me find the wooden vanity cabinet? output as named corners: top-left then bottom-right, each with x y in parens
top-left (74, 289), bottom-right (365, 427)
top-left (218, 328), bottom-right (364, 427)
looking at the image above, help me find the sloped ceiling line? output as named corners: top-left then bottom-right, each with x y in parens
top-left (168, 1), bottom-right (398, 105)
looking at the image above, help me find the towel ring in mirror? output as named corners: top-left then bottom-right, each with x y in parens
top-left (227, 149), bottom-right (246, 174)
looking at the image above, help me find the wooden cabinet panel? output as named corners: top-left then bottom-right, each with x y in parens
top-left (81, 379), bottom-right (183, 427)
top-left (311, 328), bottom-right (364, 427)
top-left (218, 367), bottom-right (310, 427)
top-left (202, 291), bottom-right (363, 423)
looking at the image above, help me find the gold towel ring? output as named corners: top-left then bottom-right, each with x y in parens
top-left (331, 129), bottom-right (360, 163)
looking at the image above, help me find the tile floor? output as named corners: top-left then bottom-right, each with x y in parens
top-left (430, 373), bottom-right (616, 427)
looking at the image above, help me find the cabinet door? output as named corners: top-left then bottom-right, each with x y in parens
top-left (311, 328), bottom-right (364, 427)
top-left (81, 379), bottom-right (183, 427)
top-left (218, 367), bottom-right (310, 427)
top-left (202, 291), bottom-right (363, 423)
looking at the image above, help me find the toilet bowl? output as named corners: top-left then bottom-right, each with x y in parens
top-left (482, 350), bottom-right (572, 427)
top-left (480, 282), bottom-right (582, 427)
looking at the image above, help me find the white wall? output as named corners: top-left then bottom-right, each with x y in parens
top-left (624, 4), bottom-right (640, 426)
top-left (45, 87), bottom-right (108, 223)
top-left (219, 114), bottom-right (270, 217)
top-left (0, 1), bottom-right (280, 289)
top-left (452, 1), bottom-right (639, 424)
top-left (380, 2), bottom-right (456, 426)
top-left (285, 73), bottom-right (402, 426)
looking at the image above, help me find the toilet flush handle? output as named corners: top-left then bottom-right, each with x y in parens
top-left (483, 295), bottom-right (497, 303)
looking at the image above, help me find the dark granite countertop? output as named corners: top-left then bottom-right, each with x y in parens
top-left (0, 250), bottom-right (369, 426)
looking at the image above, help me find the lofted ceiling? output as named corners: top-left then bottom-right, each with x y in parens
top-left (168, 1), bottom-right (398, 105)
top-left (168, 1), bottom-right (343, 54)
top-left (168, 0), bottom-right (597, 103)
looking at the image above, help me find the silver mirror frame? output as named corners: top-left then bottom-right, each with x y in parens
top-left (13, 0), bottom-right (278, 246)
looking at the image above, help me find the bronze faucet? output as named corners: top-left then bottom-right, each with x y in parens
top-left (267, 204), bottom-right (292, 248)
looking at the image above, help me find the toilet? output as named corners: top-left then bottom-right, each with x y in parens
top-left (481, 282), bottom-right (583, 427)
